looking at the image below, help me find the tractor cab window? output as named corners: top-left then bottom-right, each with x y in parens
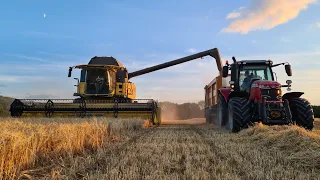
top-left (239, 64), bottom-right (273, 91)
top-left (86, 69), bottom-right (110, 94)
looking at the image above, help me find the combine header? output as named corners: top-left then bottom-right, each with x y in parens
top-left (205, 57), bottom-right (314, 132)
top-left (10, 48), bottom-right (223, 125)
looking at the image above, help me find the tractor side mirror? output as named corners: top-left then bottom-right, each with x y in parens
top-left (68, 67), bottom-right (72, 77)
top-left (222, 66), bottom-right (228, 77)
top-left (285, 64), bottom-right (292, 76)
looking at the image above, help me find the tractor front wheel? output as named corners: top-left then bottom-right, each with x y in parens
top-left (291, 98), bottom-right (314, 130)
top-left (225, 97), bottom-right (251, 133)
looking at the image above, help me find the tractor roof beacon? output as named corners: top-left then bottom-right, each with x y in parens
top-left (207, 56), bottom-right (314, 133)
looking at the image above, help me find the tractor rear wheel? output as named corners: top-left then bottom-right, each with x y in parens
top-left (217, 93), bottom-right (227, 127)
top-left (225, 97), bottom-right (251, 133)
top-left (291, 98), bottom-right (314, 130)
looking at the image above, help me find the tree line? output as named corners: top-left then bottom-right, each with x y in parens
top-left (158, 101), bottom-right (205, 120)
top-left (0, 96), bottom-right (12, 116)
top-left (313, 106), bottom-right (320, 118)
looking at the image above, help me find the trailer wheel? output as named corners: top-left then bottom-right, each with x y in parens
top-left (217, 93), bottom-right (228, 127)
top-left (225, 97), bottom-right (250, 133)
top-left (291, 98), bottom-right (314, 130)
top-left (205, 107), bottom-right (214, 124)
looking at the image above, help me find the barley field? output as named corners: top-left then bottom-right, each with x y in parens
top-left (0, 117), bottom-right (319, 180)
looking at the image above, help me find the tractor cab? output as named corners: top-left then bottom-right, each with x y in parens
top-left (223, 60), bottom-right (275, 93)
top-left (238, 62), bottom-right (274, 93)
top-left (222, 59), bottom-right (292, 96)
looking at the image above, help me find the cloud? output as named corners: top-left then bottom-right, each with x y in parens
top-left (226, 12), bottom-right (241, 19)
top-left (0, 84), bottom-right (6, 87)
top-left (22, 31), bottom-right (76, 39)
top-left (186, 48), bottom-right (198, 53)
top-left (226, 7), bottom-right (245, 19)
top-left (4, 54), bottom-right (52, 63)
top-left (306, 22), bottom-right (320, 30)
top-left (37, 52), bottom-right (89, 61)
top-left (0, 75), bottom-right (72, 83)
top-left (222, 0), bottom-right (316, 34)
top-left (1, 52), bottom-right (90, 74)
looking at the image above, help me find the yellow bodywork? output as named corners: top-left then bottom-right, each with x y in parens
top-left (115, 82), bottom-right (136, 99)
top-left (75, 65), bottom-right (137, 99)
top-left (78, 82), bottom-right (86, 94)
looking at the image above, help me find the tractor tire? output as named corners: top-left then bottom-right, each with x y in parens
top-left (225, 97), bottom-right (251, 133)
top-left (291, 98), bottom-right (314, 130)
top-left (217, 93), bottom-right (228, 127)
top-left (242, 101), bottom-right (252, 129)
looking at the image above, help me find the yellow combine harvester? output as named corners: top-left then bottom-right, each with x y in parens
top-left (10, 48), bottom-right (223, 125)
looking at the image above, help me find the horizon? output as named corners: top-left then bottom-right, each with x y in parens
top-left (1, 0), bottom-right (320, 105)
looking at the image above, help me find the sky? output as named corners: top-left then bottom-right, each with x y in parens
top-left (0, 0), bottom-right (320, 105)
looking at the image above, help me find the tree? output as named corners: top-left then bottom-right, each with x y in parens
top-left (159, 101), bottom-right (179, 120)
top-left (198, 100), bottom-right (205, 110)
top-left (159, 101), bottom-right (205, 120)
top-left (313, 106), bottom-right (320, 118)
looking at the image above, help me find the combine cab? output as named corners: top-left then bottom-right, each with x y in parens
top-left (10, 48), bottom-right (224, 125)
top-left (205, 57), bottom-right (314, 132)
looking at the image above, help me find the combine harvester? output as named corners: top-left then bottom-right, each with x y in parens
top-left (205, 57), bottom-right (314, 132)
top-left (10, 48), bottom-right (224, 125)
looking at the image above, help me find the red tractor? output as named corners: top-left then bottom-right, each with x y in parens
top-left (215, 57), bottom-right (314, 132)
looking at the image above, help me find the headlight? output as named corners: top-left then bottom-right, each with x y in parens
top-left (276, 89), bottom-right (282, 95)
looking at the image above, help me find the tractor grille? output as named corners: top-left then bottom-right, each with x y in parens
top-left (267, 102), bottom-right (281, 109)
top-left (261, 89), bottom-right (279, 101)
top-left (266, 102), bottom-right (286, 121)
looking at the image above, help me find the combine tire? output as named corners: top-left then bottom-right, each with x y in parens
top-left (291, 98), bottom-right (314, 130)
top-left (217, 93), bottom-right (228, 127)
top-left (225, 97), bottom-right (251, 133)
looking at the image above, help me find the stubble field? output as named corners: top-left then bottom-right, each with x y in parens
top-left (0, 117), bottom-right (319, 180)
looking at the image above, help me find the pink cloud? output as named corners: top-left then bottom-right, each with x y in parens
top-left (222, 0), bottom-right (316, 34)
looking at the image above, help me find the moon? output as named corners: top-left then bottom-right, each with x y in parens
top-left (44, 14), bottom-right (46, 18)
